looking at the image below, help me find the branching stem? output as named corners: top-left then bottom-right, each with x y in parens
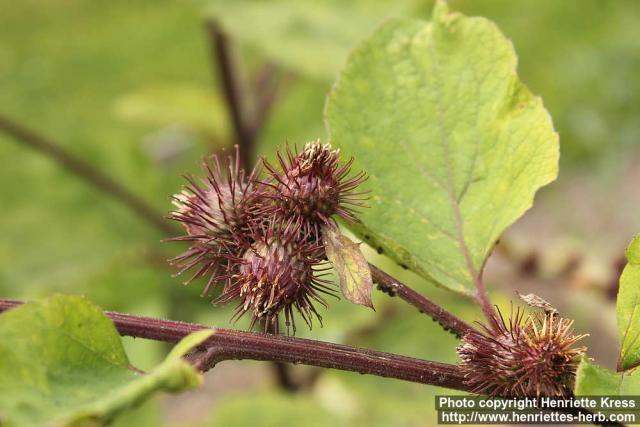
top-left (0, 300), bottom-right (621, 426)
top-left (0, 299), bottom-right (469, 391)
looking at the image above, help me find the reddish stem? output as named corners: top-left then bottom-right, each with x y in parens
top-left (369, 263), bottom-right (474, 338)
top-left (0, 299), bottom-right (469, 391)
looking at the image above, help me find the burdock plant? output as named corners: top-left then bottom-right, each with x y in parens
top-left (457, 306), bottom-right (587, 397)
top-left (157, 0), bottom-right (605, 407)
top-left (168, 141), bottom-right (366, 333)
top-left (4, 3), bottom-right (632, 425)
top-left (168, 146), bottom-right (260, 297)
top-left (260, 141), bottom-right (368, 240)
top-left (167, 136), bottom-right (591, 400)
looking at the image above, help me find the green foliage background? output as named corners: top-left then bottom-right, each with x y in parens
top-left (1, 0), bottom-right (639, 426)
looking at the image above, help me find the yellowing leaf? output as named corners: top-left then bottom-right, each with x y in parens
top-left (325, 1), bottom-right (559, 295)
top-left (323, 226), bottom-right (374, 309)
top-left (617, 235), bottom-right (640, 371)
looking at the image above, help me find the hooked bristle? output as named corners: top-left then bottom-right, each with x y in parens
top-left (166, 141), bottom-right (365, 334)
top-left (167, 146), bottom-right (260, 295)
top-left (214, 226), bottom-right (333, 334)
top-left (259, 141), bottom-right (368, 241)
top-left (457, 306), bottom-right (587, 398)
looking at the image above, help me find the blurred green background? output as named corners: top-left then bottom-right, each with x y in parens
top-left (1, 0), bottom-right (639, 426)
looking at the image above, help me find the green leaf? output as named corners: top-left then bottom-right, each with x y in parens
top-left (325, 1), bottom-right (559, 295)
top-left (113, 83), bottom-right (231, 142)
top-left (323, 226), bottom-right (374, 309)
top-left (0, 295), bottom-right (211, 427)
top-left (206, 0), bottom-right (420, 81)
top-left (575, 355), bottom-right (640, 395)
top-left (617, 235), bottom-right (640, 371)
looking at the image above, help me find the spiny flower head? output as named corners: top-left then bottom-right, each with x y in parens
top-left (167, 146), bottom-right (260, 296)
top-left (457, 307), bottom-right (587, 398)
top-left (167, 141), bottom-right (367, 334)
top-left (260, 140), bottom-right (367, 238)
top-left (215, 225), bottom-right (334, 334)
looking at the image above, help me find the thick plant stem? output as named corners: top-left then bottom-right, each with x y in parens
top-left (0, 115), bottom-right (176, 236)
top-left (263, 319), bottom-right (300, 392)
top-left (369, 263), bottom-right (475, 338)
top-left (0, 300), bottom-right (622, 426)
top-left (0, 299), bottom-right (469, 391)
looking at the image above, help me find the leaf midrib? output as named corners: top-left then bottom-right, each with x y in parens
top-left (402, 21), bottom-right (482, 288)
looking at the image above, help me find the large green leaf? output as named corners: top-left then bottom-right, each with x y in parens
top-left (617, 235), bottom-right (640, 371)
top-left (0, 295), bottom-right (211, 427)
top-left (575, 356), bottom-right (640, 395)
top-left (206, 0), bottom-right (420, 81)
top-left (325, 1), bottom-right (559, 295)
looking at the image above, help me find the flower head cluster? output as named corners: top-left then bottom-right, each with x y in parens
top-left (260, 142), bottom-right (367, 241)
top-left (168, 149), bottom-right (257, 296)
top-left (167, 142), bottom-right (366, 333)
top-left (457, 307), bottom-right (587, 398)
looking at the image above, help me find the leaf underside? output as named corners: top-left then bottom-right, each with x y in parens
top-left (616, 235), bottom-right (640, 371)
top-left (325, 1), bottom-right (559, 295)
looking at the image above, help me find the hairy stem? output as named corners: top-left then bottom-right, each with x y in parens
top-left (0, 299), bottom-right (469, 391)
top-left (0, 115), bottom-right (176, 236)
top-left (369, 263), bottom-right (474, 338)
top-left (0, 300), bottom-right (620, 426)
top-left (263, 319), bottom-right (300, 392)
